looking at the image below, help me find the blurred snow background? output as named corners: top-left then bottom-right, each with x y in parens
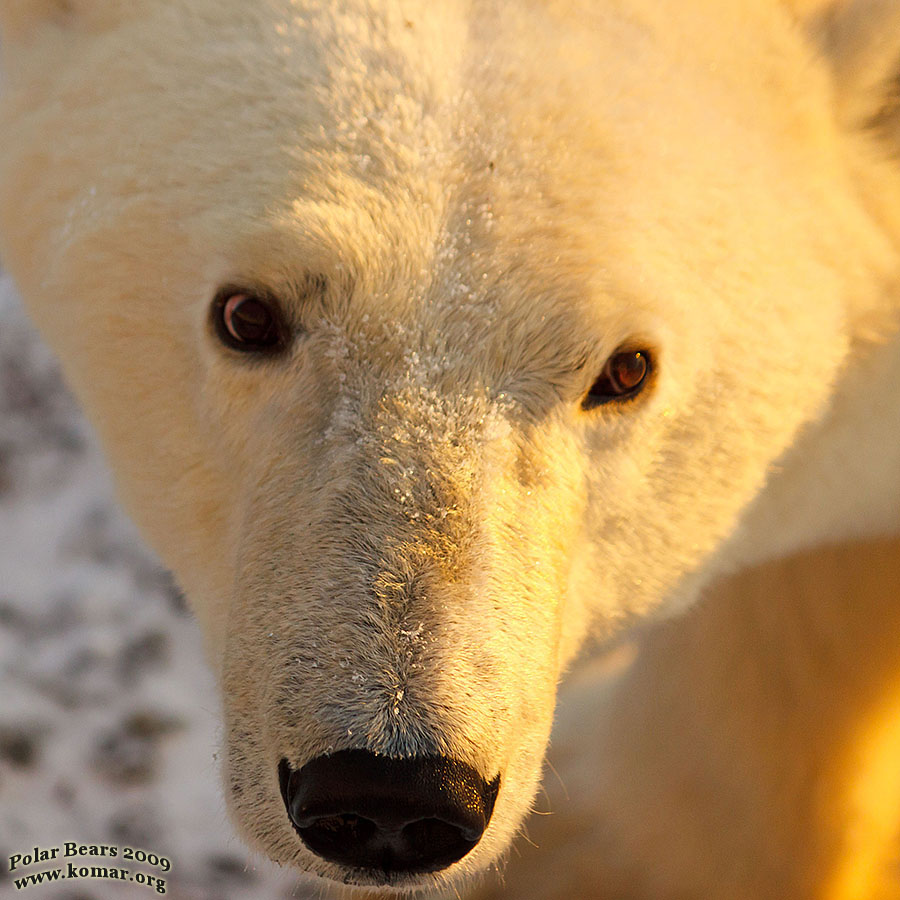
top-left (0, 274), bottom-right (305, 898)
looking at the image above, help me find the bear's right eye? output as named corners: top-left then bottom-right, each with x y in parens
top-left (211, 289), bottom-right (289, 354)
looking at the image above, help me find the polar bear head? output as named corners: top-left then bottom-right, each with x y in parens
top-left (1, 0), bottom-right (898, 893)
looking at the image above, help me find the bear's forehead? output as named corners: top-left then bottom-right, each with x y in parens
top-left (58, 1), bottom-right (817, 239)
top-left (4, 0), bottom-right (838, 358)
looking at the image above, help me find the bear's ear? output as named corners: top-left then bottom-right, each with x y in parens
top-left (798, 0), bottom-right (900, 128)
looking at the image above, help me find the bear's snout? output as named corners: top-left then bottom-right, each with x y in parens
top-left (279, 750), bottom-right (500, 875)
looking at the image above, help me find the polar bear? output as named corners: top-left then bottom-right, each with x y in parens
top-left (0, 0), bottom-right (899, 897)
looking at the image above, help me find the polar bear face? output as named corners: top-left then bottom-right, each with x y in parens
top-left (0, 0), bottom-right (894, 892)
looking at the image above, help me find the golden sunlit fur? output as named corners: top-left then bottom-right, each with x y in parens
top-left (0, 1), bottom-right (898, 896)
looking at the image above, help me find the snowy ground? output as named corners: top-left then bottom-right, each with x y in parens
top-left (0, 275), bottom-right (306, 898)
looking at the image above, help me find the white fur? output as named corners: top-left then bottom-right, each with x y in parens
top-left (0, 0), bottom-right (898, 896)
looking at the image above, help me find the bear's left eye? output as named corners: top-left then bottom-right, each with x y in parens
top-left (212, 289), bottom-right (288, 354)
top-left (582, 348), bottom-right (652, 410)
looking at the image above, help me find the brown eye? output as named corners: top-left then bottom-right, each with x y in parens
top-left (212, 290), bottom-right (287, 353)
top-left (582, 348), bottom-right (651, 410)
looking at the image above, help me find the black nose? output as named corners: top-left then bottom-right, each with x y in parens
top-left (278, 750), bottom-right (500, 874)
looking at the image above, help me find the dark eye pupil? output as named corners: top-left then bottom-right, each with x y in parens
top-left (609, 351), bottom-right (647, 392)
top-left (583, 349), bottom-right (650, 410)
top-left (215, 291), bottom-right (285, 352)
top-left (228, 297), bottom-right (272, 342)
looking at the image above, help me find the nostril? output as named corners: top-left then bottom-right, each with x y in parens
top-left (402, 815), bottom-right (478, 862)
top-left (298, 812), bottom-right (379, 860)
top-left (278, 750), bottom-right (500, 874)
